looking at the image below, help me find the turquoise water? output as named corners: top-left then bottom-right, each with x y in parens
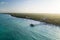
top-left (0, 14), bottom-right (60, 40)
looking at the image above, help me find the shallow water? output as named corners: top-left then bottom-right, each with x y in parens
top-left (0, 14), bottom-right (60, 40)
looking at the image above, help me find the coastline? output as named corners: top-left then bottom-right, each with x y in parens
top-left (10, 13), bottom-right (60, 26)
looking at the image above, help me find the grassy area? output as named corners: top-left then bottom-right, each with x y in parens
top-left (10, 13), bottom-right (60, 26)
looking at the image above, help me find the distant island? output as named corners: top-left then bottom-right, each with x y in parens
top-left (10, 13), bottom-right (60, 26)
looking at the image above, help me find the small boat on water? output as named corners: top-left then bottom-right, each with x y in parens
top-left (30, 24), bottom-right (35, 27)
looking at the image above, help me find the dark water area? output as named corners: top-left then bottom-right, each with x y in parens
top-left (0, 14), bottom-right (60, 40)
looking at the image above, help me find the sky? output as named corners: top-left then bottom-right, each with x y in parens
top-left (0, 0), bottom-right (60, 13)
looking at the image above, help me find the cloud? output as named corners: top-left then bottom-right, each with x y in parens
top-left (0, 2), bottom-right (8, 5)
top-left (0, 0), bottom-right (60, 13)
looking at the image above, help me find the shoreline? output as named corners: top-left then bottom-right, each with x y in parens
top-left (10, 13), bottom-right (60, 26)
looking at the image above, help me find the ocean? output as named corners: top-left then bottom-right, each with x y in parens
top-left (0, 13), bottom-right (60, 40)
